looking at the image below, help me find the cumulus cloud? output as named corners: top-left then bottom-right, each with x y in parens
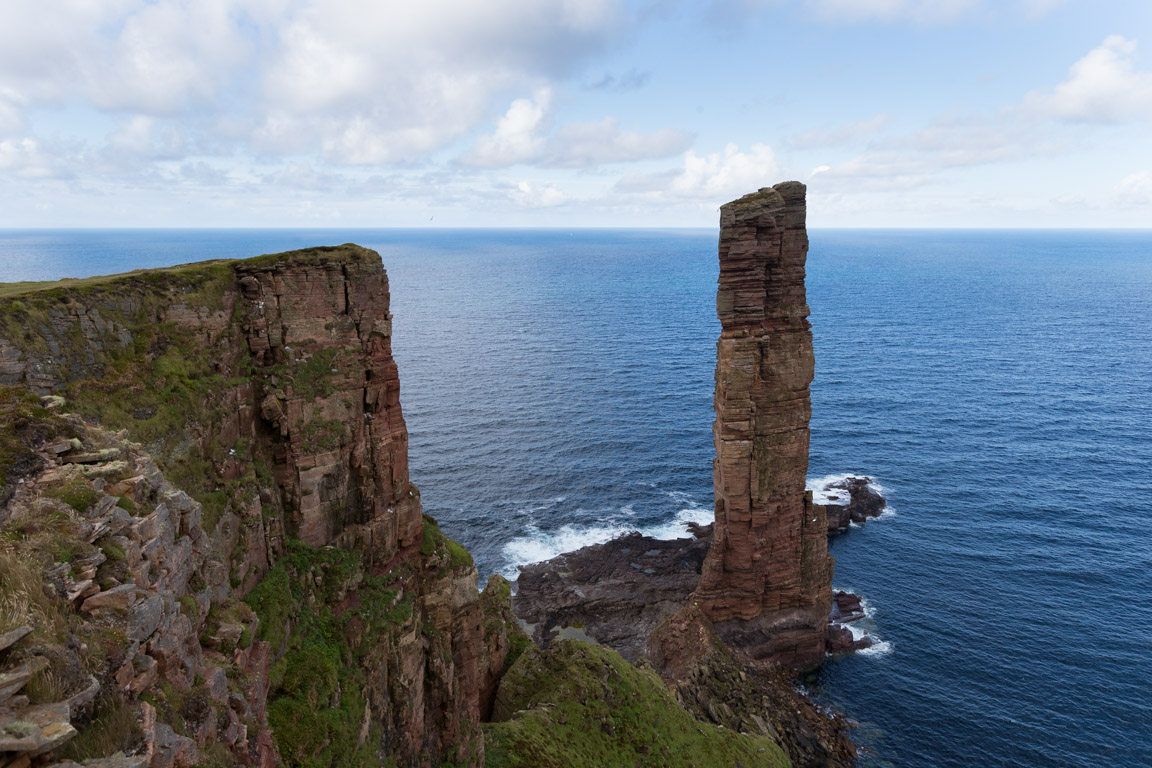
top-left (0, 0), bottom-right (629, 169)
top-left (460, 90), bottom-right (553, 168)
top-left (1022, 35), bottom-right (1152, 123)
top-left (0, 138), bottom-right (63, 179)
top-left (507, 180), bottom-right (568, 207)
top-left (617, 143), bottom-right (781, 200)
top-left (105, 116), bottom-right (188, 161)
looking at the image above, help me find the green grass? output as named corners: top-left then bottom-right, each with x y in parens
top-left (244, 540), bottom-right (405, 768)
top-left (420, 515), bottom-right (474, 570)
top-left (298, 418), bottom-right (347, 452)
top-left (483, 641), bottom-right (791, 768)
top-left (46, 479), bottom-right (98, 513)
top-left (58, 692), bottom-right (143, 762)
top-left (0, 386), bottom-right (74, 498)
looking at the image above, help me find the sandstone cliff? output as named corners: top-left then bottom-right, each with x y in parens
top-left (693, 182), bottom-right (833, 669)
top-left (0, 247), bottom-right (518, 768)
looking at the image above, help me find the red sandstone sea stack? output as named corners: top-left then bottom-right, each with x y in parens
top-left (693, 181), bottom-right (833, 669)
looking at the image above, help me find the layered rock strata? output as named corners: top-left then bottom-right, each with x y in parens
top-left (0, 248), bottom-right (518, 767)
top-left (693, 182), bottom-right (834, 669)
top-left (0, 404), bottom-right (273, 768)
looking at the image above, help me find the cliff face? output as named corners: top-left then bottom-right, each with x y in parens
top-left (0, 247), bottom-right (420, 565)
top-left (693, 182), bottom-right (834, 668)
top-left (0, 247), bottom-right (512, 767)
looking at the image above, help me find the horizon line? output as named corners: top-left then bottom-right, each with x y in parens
top-left (1, 225), bottom-right (1151, 232)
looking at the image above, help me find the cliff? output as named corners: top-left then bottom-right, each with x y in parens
top-left (693, 182), bottom-right (833, 668)
top-left (0, 248), bottom-right (519, 768)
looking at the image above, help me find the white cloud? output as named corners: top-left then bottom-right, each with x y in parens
top-left (671, 143), bottom-right (781, 197)
top-left (253, 0), bottom-right (624, 164)
top-left (461, 92), bottom-right (691, 168)
top-left (617, 143), bottom-right (781, 201)
top-left (460, 90), bottom-right (553, 167)
top-left (507, 180), bottom-right (568, 207)
top-left (1022, 36), bottom-right (1152, 123)
top-left (1114, 170), bottom-right (1152, 206)
top-left (0, 138), bottom-right (60, 179)
top-left (0, 0), bottom-right (629, 169)
top-left (105, 116), bottom-right (187, 161)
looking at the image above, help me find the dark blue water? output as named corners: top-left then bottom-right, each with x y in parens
top-left (1, 228), bottom-right (1149, 768)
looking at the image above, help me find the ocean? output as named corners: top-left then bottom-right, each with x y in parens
top-left (1, 227), bottom-right (1149, 767)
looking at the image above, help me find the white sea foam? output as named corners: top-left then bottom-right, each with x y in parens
top-left (831, 594), bottom-right (891, 657)
top-left (640, 505), bottom-right (714, 540)
top-left (500, 523), bottom-right (629, 579)
top-left (806, 472), bottom-right (889, 507)
top-left (856, 638), bottom-right (893, 657)
top-left (499, 488), bottom-right (714, 577)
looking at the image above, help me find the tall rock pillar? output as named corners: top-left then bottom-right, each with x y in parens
top-left (694, 181), bottom-right (833, 669)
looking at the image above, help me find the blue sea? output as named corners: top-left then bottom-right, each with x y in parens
top-left (1, 228), bottom-right (1150, 768)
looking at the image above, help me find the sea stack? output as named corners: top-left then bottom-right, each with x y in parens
top-left (693, 181), bottom-right (833, 668)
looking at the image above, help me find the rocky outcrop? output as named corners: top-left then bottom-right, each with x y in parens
top-left (0, 408), bottom-right (272, 768)
top-left (0, 247), bottom-right (513, 767)
top-left (694, 182), bottom-right (834, 669)
top-left (484, 639), bottom-right (794, 768)
top-left (818, 476), bottom-right (887, 535)
top-left (514, 532), bottom-right (709, 662)
top-left (232, 253), bottom-right (421, 562)
top-left (512, 525), bottom-right (877, 665)
top-left (646, 607), bottom-right (857, 768)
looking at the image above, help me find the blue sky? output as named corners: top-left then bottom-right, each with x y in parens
top-left (1, 0), bottom-right (1149, 227)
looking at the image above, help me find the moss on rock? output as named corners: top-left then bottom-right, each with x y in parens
top-left (483, 640), bottom-right (791, 768)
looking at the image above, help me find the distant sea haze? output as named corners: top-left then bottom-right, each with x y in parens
top-left (1, 227), bottom-right (1149, 768)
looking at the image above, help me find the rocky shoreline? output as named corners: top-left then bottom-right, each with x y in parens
top-left (512, 475), bottom-right (888, 663)
top-left (510, 473), bottom-right (888, 768)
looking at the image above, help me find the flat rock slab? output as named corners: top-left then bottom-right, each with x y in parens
top-left (0, 702), bottom-right (77, 755)
top-left (0, 626), bottom-right (33, 653)
top-left (81, 583), bottom-right (137, 613)
top-left (0, 658), bottom-right (47, 704)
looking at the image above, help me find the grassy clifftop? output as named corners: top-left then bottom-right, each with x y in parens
top-left (484, 640), bottom-right (791, 768)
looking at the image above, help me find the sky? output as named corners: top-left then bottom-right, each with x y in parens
top-left (0, 0), bottom-right (1149, 228)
